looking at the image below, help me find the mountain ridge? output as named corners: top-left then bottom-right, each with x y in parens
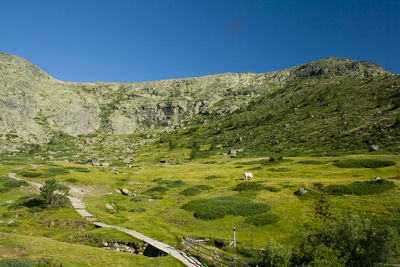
top-left (0, 53), bottom-right (397, 154)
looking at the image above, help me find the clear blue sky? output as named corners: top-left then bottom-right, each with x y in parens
top-left (1, 0), bottom-right (399, 82)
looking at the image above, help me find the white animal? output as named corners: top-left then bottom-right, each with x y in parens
top-left (244, 172), bottom-right (253, 180)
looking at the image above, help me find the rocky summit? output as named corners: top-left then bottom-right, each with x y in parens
top-left (0, 53), bottom-right (398, 154)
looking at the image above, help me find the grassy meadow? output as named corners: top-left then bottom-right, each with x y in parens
top-left (0, 147), bottom-right (398, 265)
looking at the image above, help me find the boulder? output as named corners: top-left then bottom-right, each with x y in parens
top-left (294, 188), bottom-right (308, 196)
top-left (369, 145), bottom-right (379, 152)
top-left (105, 204), bottom-right (114, 210)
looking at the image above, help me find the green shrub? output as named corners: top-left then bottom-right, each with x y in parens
top-left (349, 179), bottom-right (395, 195)
top-left (0, 258), bottom-right (36, 267)
top-left (144, 186), bottom-right (168, 193)
top-left (156, 179), bottom-right (185, 188)
top-left (44, 168), bottom-right (70, 176)
top-left (268, 168), bottom-right (290, 172)
top-left (3, 180), bottom-right (28, 188)
top-left (245, 213), bottom-right (280, 226)
top-left (65, 178), bottom-right (79, 183)
top-left (205, 175), bottom-right (218, 180)
top-left (323, 184), bottom-right (352, 195)
top-left (8, 195), bottom-right (42, 209)
top-left (182, 196), bottom-right (270, 220)
top-left (180, 187), bottom-right (201, 196)
top-left (180, 185), bottom-right (213, 196)
top-left (64, 166), bottom-right (90, 172)
top-left (265, 186), bottom-right (281, 192)
top-left (235, 182), bottom-right (264, 192)
top-left (296, 189), bottom-right (320, 200)
top-left (333, 159), bottom-right (395, 168)
top-left (323, 179), bottom-right (395, 196)
top-left (297, 160), bottom-right (328, 165)
top-left (19, 170), bottom-right (42, 178)
top-left (294, 213), bottom-right (400, 266)
top-left (248, 166), bottom-right (262, 170)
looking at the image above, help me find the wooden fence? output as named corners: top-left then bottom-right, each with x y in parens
top-left (183, 236), bottom-right (250, 267)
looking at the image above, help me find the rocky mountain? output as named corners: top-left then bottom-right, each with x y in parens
top-left (0, 53), bottom-right (397, 154)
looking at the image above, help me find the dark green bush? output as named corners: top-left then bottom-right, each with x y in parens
top-left (156, 179), bottom-right (185, 188)
top-left (65, 178), bottom-right (79, 183)
top-left (296, 189), bottom-right (320, 200)
top-left (144, 186), bottom-right (168, 193)
top-left (44, 168), bottom-right (70, 176)
top-left (248, 166), bottom-right (262, 170)
top-left (294, 213), bottom-right (400, 267)
top-left (349, 179), bottom-right (395, 195)
top-left (180, 187), bottom-right (201, 196)
top-left (268, 168), bottom-right (290, 172)
top-left (333, 159), bottom-right (395, 168)
top-left (323, 179), bottom-right (395, 196)
top-left (0, 258), bottom-right (36, 267)
top-left (235, 182), bottom-right (264, 192)
top-left (205, 175), bottom-right (218, 179)
top-left (245, 213), bottom-right (280, 226)
top-left (3, 179), bottom-right (28, 188)
top-left (8, 195), bottom-right (43, 209)
top-left (180, 185), bottom-right (213, 196)
top-left (323, 184), bottom-right (352, 195)
top-left (265, 186), bottom-right (281, 192)
top-left (297, 160), bottom-right (328, 165)
top-left (19, 170), bottom-right (42, 177)
top-left (64, 166), bottom-right (90, 172)
top-left (182, 196), bottom-right (270, 220)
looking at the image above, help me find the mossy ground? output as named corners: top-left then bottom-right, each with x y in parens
top-left (0, 151), bottom-right (399, 264)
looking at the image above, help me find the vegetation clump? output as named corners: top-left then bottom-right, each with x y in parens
top-left (324, 179), bottom-right (395, 196)
top-left (265, 186), bottom-right (281, 192)
top-left (40, 179), bottom-right (69, 208)
top-left (333, 159), bottom-right (395, 168)
top-left (144, 186), bottom-right (168, 193)
top-left (0, 258), bottom-right (36, 267)
top-left (297, 160), bottom-right (328, 165)
top-left (156, 179), bottom-right (185, 188)
top-left (0, 177), bottom-right (28, 188)
top-left (182, 196), bottom-right (270, 220)
top-left (180, 185), bottom-right (213, 196)
top-left (245, 213), bottom-right (280, 226)
top-left (18, 169), bottom-right (43, 178)
top-left (235, 182), bottom-right (264, 192)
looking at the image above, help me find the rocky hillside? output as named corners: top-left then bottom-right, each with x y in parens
top-left (0, 53), bottom-right (397, 154)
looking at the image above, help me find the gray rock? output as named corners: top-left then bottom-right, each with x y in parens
top-left (294, 188), bottom-right (308, 196)
top-left (369, 145), bottom-right (379, 152)
top-left (105, 204), bottom-right (114, 210)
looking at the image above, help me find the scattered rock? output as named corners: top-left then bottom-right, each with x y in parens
top-left (129, 181), bottom-right (141, 185)
top-left (294, 188), bottom-right (308, 196)
top-left (369, 145), bottom-right (379, 152)
top-left (105, 204), bottom-right (114, 210)
top-left (1, 200), bottom-right (13, 206)
top-left (87, 158), bottom-right (100, 166)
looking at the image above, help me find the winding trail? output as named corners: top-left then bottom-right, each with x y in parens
top-left (8, 171), bottom-right (203, 267)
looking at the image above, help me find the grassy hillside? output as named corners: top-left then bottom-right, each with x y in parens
top-left (160, 74), bottom-right (400, 157)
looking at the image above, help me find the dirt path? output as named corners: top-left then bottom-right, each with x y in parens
top-left (8, 171), bottom-right (203, 267)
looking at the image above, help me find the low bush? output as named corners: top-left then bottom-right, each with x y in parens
top-left (144, 186), bottom-right (168, 193)
top-left (296, 189), bottom-right (320, 200)
top-left (323, 179), bottom-right (395, 196)
top-left (65, 178), bottom-right (79, 183)
top-left (349, 179), bottom-right (395, 195)
top-left (235, 182), bottom-right (264, 192)
top-left (323, 184), bottom-right (352, 195)
top-left (333, 159), bottom-right (395, 168)
top-left (129, 208), bottom-right (146, 213)
top-left (156, 179), bottom-right (185, 188)
top-left (245, 213), bottom-right (280, 226)
top-left (180, 185), bottom-right (213, 196)
top-left (268, 168), bottom-right (290, 172)
top-left (44, 168), bottom-right (70, 176)
top-left (8, 194), bottom-right (43, 209)
top-left (265, 186), bottom-right (281, 192)
top-left (19, 170), bottom-right (42, 178)
top-left (248, 166), bottom-right (262, 171)
top-left (182, 196), bottom-right (270, 220)
top-left (297, 160), bottom-right (328, 165)
top-left (65, 166), bottom-right (90, 172)
top-left (3, 179), bottom-right (28, 188)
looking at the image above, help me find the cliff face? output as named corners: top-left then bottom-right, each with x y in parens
top-left (0, 53), bottom-right (393, 151)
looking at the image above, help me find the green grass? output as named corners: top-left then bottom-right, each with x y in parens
top-left (156, 179), bottom-right (185, 188)
top-left (179, 185), bottom-right (213, 196)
